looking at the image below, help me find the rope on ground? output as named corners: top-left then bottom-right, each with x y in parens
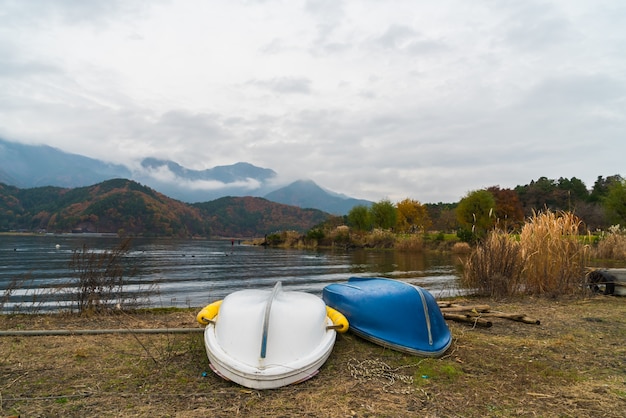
top-left (347, 357), bottom-right (429, 397)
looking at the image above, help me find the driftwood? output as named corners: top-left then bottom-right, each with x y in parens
top-left (480, 312), bottom-right (540, 325)
top-left (438, 302), bottom-right (540, 326)
top-left (437, 304), bottom-right (491, 313)
top-left (442, 313), bottom-right (492, 327)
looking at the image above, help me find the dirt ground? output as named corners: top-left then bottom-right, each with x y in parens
top-left (1, 296), bottom-right (625, 417)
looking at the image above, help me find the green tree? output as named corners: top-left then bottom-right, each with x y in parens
top-left (604, 178), bottom-right (626, 225)
top-left (590, 175), bottom-right (623, 203)
top-left (456, 190), bottom-right (496, 241)
top-left (347, 205), bottom-right (371, 231)
top-left (515, 176), bottom-right (559, 215)
top-left (370, 199), bottom-right (397, 230)
top-left (557, 177), bottom-right (589, 204)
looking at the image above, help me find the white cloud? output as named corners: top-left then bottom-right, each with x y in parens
top-left (0, 0), bottom-right (625, 203)
top-left (139, 164), bottom-right (262, 191)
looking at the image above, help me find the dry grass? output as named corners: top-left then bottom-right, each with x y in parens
top-left (450, 242), bottom-right (471, 254)
top-left (325, 225), bottom-right (351, 247)
top-left (520, 210), bottom-right (589, 296)
top-left (2, 297), bottom-right (626, 417)
top-left (364, 228), bottom-right (396, 248)
top-left (463, 210), bottom-right (591, 298)
top-left (593, 225), bottom-right (626, 260)
top-left (394, 235), bottom-right (424, 252)
top-left (461, 230), bottom-right (524, 297)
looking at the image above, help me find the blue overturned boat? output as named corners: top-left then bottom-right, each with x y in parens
top-left (322, 277), bottom-right (452, 357)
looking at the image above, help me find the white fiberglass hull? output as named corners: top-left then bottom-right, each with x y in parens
top-left (202, 283), bottom-right (337, 390)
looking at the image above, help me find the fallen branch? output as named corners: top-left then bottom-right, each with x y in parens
top-left (481, 312), bottom-right (540, 325)
top-left (442, 313), bottom-right (492, 327)
top-left (438, 304), bottom-right (491, 313)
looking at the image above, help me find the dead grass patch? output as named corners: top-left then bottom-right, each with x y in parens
top-left (463, 210), bottom-right (591, 298)
top-left (520, 211), bottom-right (589, 295)
top-left (1, 297), bottom-right (626, 417)
top-left (394, 235), bottom-right (424, 252)
top-left (593, 225), bottom-right (626, 260)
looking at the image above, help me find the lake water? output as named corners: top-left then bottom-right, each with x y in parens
top-left (0, 235), bottom-right (463, 313)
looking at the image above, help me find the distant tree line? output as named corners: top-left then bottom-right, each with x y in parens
top-left (340, 175), bottom-right (625, 243)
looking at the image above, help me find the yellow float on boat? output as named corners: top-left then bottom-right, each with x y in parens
top-left (326, 306), bottom-right (349, 333)
top-left (197, 300), bottom-right (223, 325)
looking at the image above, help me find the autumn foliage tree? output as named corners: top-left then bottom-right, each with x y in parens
top-left (396, 198), bottom-right (431, 233)
top-left (486, 186), bottom-right (525, 231)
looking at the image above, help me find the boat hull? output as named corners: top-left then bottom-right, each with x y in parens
top-left (202, 283), bottom-right (337, 389)
top-left (588, 268), bottom-right (626, 296)
top-left (323, 277), bottom-right (452, 357)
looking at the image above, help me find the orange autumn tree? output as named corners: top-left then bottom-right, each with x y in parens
top-left (486, 186), bottom-right (525, 231)
top-left (396, 198), bottom-right (431, 233)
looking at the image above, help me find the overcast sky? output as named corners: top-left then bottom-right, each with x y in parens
top-left (1, 0), bottom-right (624, 203)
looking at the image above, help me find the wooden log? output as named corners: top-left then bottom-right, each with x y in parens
top-left (437, 301), bottom-right (468, 308)
top-left (442, 313), bottom-right (492, 327)
top-left (481, 312), bottom-right (540, 325)
top-left (439, 304), bottom-right (491, 313)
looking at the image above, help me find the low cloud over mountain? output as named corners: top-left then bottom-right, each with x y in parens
top-left (0, 138), bottom-right (371, 214)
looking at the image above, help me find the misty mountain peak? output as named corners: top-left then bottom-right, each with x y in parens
top-left (140, 158), bottom-right (276, 183)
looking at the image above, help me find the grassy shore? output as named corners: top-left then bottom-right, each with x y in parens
top-left (1, 296), bottom-right (625, 417)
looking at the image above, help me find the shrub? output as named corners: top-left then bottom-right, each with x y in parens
top-left (281, 230), bottom-right (304, 247)
top-left (306, 228), bottom-right (325, 241)
top-left (68, 238), bottom-right (147, 313)
top-left (456, 228), bottom-right (477, 244)
top-left (266, 231), bottom-right (304, 247)
top-left (265, 233), bottom-right (283, 245)
top-left (451, 242), bottom-right (471, 254)
top-left (328, 225), bottom-right (351, 247)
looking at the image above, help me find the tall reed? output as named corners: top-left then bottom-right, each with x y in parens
top-left (461, 229), bottom-right (524, 297)
top-left (463, 210), bottom-right (591, 297)
top-left (519, 210), bottom-right (589, 296)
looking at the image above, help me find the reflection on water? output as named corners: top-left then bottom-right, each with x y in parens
top-left (0, 235), bottom-right (463, 312)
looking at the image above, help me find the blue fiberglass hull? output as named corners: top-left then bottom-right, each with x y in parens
top-left (322, 277), bottom-right (452, 357)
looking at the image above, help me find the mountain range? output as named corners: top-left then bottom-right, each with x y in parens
top-left (0, 138), bottom-right (371, 215)
top-left (0, 179), bottom-right (329, 237)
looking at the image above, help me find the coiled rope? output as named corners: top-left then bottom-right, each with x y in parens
top-left (347, 357), bottom-right (429, 396)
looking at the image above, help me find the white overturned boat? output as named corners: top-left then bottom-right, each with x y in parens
top-left (196, 282), bottom-right (348, 390)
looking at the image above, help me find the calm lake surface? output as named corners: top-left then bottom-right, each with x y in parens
top-left (0, 235), bottom-right (463, 313)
